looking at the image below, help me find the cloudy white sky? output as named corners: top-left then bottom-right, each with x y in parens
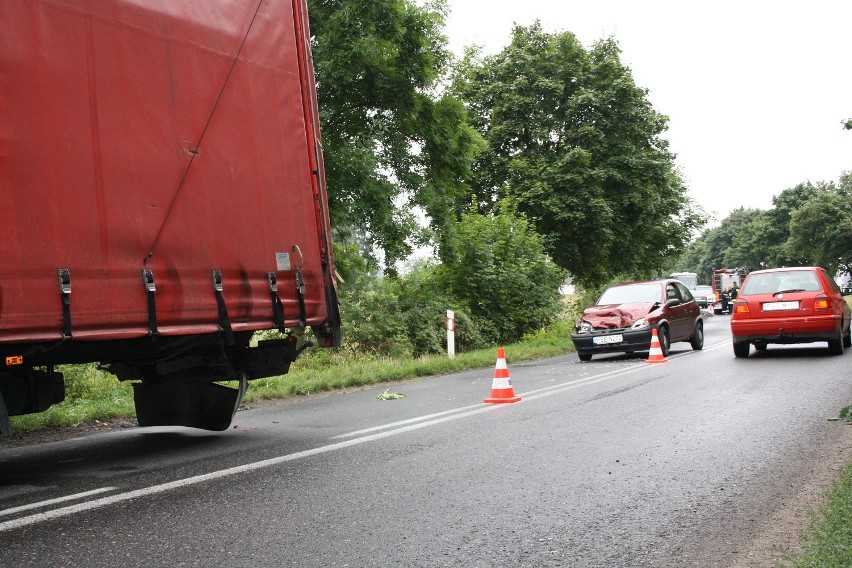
top-left (442, 0), bottom-right (852, 223)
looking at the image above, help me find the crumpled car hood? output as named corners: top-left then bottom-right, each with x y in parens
top-left (579, 302), bottom-right (659, 329)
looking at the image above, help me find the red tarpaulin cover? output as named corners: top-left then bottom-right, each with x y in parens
top-left (0, 0), bottom-right (336, 343)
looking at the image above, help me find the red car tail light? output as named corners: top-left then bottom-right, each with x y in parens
top-left (734, 300), bottom-right (749, 315)
top-left (814, 295), bottom-right (830, 313)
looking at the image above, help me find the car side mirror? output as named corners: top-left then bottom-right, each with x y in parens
top-left (665, 298), bottom-right (680, 308)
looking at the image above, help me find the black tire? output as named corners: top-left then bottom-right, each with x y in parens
top-left (828, 331), bottom-right (845, 355)
top-left (578, 352), bottom-right (592, 362)
top-left (658, 325), bottom-right (670, 357)
top-left (733, 341), bottom-right (750, 358)
top-left (689, 320), bottom-right (704, 350)
top-left (754, 343), bottom-right (767, 351)
top-left (844, 328), bottom-right (852, 349)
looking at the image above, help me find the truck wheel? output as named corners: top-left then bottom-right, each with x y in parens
top-left (733, 341), bottom-right (750, 358)
top-left (689, 320), bottom-right (704, 350)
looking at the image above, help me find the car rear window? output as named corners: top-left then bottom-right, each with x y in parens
top-left (741, 270), bottom-right (822, 295)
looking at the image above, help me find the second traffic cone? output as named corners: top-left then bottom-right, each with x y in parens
top-left (484, 347), bottom-right (522, 403)
top-left (645, 327), bottom-right (668, 364)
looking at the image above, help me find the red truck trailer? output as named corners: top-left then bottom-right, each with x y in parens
top-left (0, 0), bottom-right (340, 434)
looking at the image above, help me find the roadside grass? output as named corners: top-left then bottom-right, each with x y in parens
top-left (787, 461), bottom-right (852, 567)
top-left (7, 321), bottom-right (574, 434)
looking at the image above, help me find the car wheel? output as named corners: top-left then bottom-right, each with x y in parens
top-left (689, 320), bottom-right (704, 350)
top-left (733, 341), bottom-right (750, 358)
top-left (844, 328), bottom-right (852, 349)
top-left (658, 325), bottom-right (670, 357)
top-left (828, 331), bottom-right (845, 356)
top-left (578, 352), bottom-right (592, 362)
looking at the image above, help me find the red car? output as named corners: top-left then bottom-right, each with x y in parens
top-left (571, 279), bottom-right (703, 361)
top-left (730, 267), bottom-right (852, 357)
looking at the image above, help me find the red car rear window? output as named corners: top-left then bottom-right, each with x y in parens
top-left (741, 270), bottom-right (822, 295)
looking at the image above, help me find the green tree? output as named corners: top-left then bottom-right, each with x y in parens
top-left (308, 0), bottom-right (482, 269)
top-left (678, 208), bottom-right (763, 279)
top-left (438, 210), bottom-right (566, 344)
top-left (451, 23), bottom-right (702, 287)
top-left (762, 183), bottom-right (820, 267)
top-left (787, 174), bottom-right (852, 277)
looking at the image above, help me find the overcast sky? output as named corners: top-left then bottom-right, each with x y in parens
top-left (442, 0), bottom-right (852, 224)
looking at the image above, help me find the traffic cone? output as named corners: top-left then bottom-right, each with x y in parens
top-left (645, 328), bottom-right (668, 364)
top-left (484, 347), bottom-right (522, 403)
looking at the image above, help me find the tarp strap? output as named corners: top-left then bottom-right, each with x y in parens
top-left (268, 272), bottom-right (286, 331)
top-left (294, 267), bottom-right (307, 327)
top-left (212, 270), bottom-right (235, 346)
top-left (57, 268), bottom-right (72, 339)
top-left (142, 268), bottom-right (159, 338)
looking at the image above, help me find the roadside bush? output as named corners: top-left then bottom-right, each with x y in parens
top-left (339, 275), bottom-right (414, 358)
top-left (438, 210), bottom-right (566, 343)
top-left (337, 261), bottom-right (492, 358)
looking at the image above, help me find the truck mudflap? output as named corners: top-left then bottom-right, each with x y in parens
top-left (0, 368), bottom-right (65, 436)
top-left (123, 334), bottom-right (302, 431)
top-left (134, 373), bottom-right (248, 431)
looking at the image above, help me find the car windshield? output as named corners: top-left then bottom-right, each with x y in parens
top-left (742, 271), bottom-right (822, 295)
top-left (597, 283), bottom-right (662, 305)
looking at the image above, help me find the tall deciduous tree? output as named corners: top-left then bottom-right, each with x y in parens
top-left (308, 0), bottom-right (482, 270)
top-left (451, 22), bottom-right (702, 287)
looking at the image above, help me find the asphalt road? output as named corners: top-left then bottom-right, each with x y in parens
top-left (1, 315), bottom-right (851, 567)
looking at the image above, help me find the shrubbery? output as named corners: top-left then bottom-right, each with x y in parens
top-left (337, 211), bottom-right (567, 358)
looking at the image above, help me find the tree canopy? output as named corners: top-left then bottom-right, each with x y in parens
top-left (309, 0), bottom-right (482, 270)
top-left (451, 22), bottom-right (702, 287)
top-left (676, 175), bottom-right (852, 281)
top-left (787, 173), bottom-right (852, 276)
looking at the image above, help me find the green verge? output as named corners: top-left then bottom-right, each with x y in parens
top-left (7, 321), bottom-right (574, 434)
top-left (787, 461), bottom-right (852, 567)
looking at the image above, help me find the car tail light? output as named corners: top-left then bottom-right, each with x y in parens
top-left (734, 300), bottom-right (749, 315)
top-left (814, 295), bottom-right (830, 313)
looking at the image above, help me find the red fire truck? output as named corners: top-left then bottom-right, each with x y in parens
top-left (712, 269), bottom-right (748, 314)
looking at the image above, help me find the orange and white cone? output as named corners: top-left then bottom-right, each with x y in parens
top-left (645, 328), bottom-right (668, 364)
top-left (484, 347), bottom-right (522, 403)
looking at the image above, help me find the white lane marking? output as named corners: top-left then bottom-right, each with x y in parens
top-left (1, 342), bottom-right (727, 533)
top-left (0, 487), bottom-right (116, 517)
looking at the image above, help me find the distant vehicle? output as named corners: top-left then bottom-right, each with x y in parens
top-left (712, 268), bottom-right (748, 314)
top-left (571, 279), bottom-right (704, 361)
top-left (694, 285), bottom-right (716, 310)
top-left (670, 272), bottom-right (699, 291)
top-left (730, 267), bottom-right (852, 357)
